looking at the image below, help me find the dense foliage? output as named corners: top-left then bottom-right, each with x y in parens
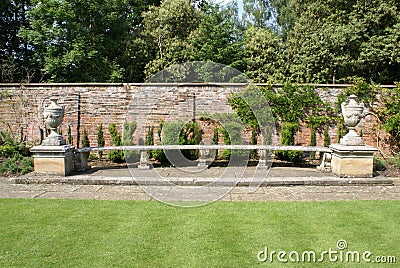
top-left (108, 123), bottom-right (124, 163)
top-left (0, 131), bottom-right (32, 175)
top-left (2, 0), bottom-right (398, 84)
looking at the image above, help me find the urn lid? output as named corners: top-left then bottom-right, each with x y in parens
top-left (45, 98), bottom-right (64, 112)
top-left (344, 94), bottom-right (363, 108)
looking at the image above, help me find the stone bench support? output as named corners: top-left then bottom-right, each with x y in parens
top-left (75, 145), bottom-right (331, 172)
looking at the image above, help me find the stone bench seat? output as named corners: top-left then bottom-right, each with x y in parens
top-left (76, 145), bottom-right (332, 153)
top-left (75, 145), bottom-right (332, 171)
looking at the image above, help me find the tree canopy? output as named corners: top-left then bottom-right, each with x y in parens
top-left (1, 0), bottom-right (399, 84)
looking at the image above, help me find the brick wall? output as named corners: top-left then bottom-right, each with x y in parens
top-left (0, 83), bottom-right (391, 155)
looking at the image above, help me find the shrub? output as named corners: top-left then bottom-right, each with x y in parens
top-left (0, 144), bottom-right (18, 158)
top-left (81, 128), bottom-right (90, 148)
top-left (123, 122), bottom-right (137, 146)
top-left (250, 128), bottom-right (258, 160)
top-left (180, 121), bottom-right (202, 160)
top-left (276, 122), bottom-right (303, 162)
top-left (108, 123), bottom-right (124, 163)
top-left (152, 122), bottom-right (167, 164)
top-left (67, 125), bottom-right (73, 145)
top-left (213, 126), bottom-right (219, 159)
top-left (324, 127), bottom-right (331, 147)
top-left (0, 131), bottom-right (32, 175)
top-left (152, 121), bottom-right (203, 164)
top-left (0, 131), bottom-right (28, 157)
top-left (123, 122), bottom-right (138, 162)
top-left (97, 123), bottom-right (105, 159)
top-left (145, 126), bottom-right (154, 159)
top-left (220, 122), bottom-right (245, 160)
top-left (0, 154), bottom-right (33, 175)
top-left (373, 156), bottom-right (386, 172)
top-left (310, 128), bottom-right (316, 159)
top-left (385, 155), bottom-right (400, 169)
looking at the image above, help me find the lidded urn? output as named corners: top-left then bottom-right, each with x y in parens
top-left (340, 95), bottom-right (364, 146)
top-left (42, 98), bottom-right (66, 146)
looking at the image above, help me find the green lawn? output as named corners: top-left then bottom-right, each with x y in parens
top-left (0, 199), bottom-right (398, 267)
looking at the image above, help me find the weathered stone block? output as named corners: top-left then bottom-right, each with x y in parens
top-left (30, 145), bottom-right (75, 176)
top-left (329, 144), bottom-right (377, 178)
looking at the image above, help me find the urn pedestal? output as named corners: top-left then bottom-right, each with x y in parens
top-left (330, 144), bottom-right (377, 178)
top-left (30, 98), bottom-right (75, 176)
top-left (30, 145), bottom-right (75, 176)
top-left (330, 95), bottom-right (377, 178)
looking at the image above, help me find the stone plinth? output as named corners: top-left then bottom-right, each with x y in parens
top-left (138, 150), bottom-right (150, 170)
top-left (329, 144), bottom-right (377, 178)
top-left (30, 145), bottom-right (75, 176)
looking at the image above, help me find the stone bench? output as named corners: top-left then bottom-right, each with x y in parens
top-left (75, 145), bottom-right (332, 171)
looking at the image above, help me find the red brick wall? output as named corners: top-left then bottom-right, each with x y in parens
top-left (0, 83), bottom-right (392, 155)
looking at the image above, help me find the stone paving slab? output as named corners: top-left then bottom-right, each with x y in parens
top-left (14, 175), bottom-right (394, 187)
top-left (1, 168), bottom-right (399, 202)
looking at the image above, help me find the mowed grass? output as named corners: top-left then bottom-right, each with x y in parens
top-left (0, 199), bottom-right (399, 267)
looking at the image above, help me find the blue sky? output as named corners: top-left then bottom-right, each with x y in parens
top-left (214, 0), bottom-right (244, 16)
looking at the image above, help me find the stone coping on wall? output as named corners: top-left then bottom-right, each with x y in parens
top-left (0, 82), bottom-right (396, 88)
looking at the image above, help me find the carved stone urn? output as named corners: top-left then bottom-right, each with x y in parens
top-left (340, 95), bottom-right (364, 146)
top-left (42, 98), bottom-right (66, 146)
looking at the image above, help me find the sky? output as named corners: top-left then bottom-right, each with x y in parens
top-left (214, 0), bottom-right (244, 16)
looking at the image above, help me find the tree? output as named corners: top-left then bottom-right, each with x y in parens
top-left (244, 26), bottom-right (286, 82)
top-left (287, 0), bottom-right (400, 84)
top-left (142, 0), bottom-right (202, 78)
top-left (21, 0), bottom-right (161, 82)
top-left (187, 2), bottom-right (245, 71)
top-left (242, 0), bottom-right (275, 28)
top-left (0, 0), bottom-right (35, 82)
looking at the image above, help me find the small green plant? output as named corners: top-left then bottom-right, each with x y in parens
top-left (220, 122), bottom-right (245, 160)
top-left (0, 131), bottom-right (32, 175)
top-left (250, 128), bottom-right (258, 160)
top-left (152, 121), bottom-right (203, 165)
top-left (67, 125), bottom-right (73, 145)
top-left (213, 125), bottom-right (219, 159)
top-left (276, 122), bottom-right (303, 162)
top-left (310, 128), bottom-right (316, 159)
top-left (0, 131), bottom-right (28, 157)
top-left (152, 121), bottom-right (167, 164)
top-left (145, 126), bottom-right (154, 159)
top-left (373, 156), bottom-right (386, 172)
top-left (123, 122), bottom-right (138, 162)
top-left (123, 122), bottom-right (137, 145)
top-left (108, 123), bottom-right (124, 163)
top-left (0, 154), bottom-right (33, 175)
top-left (88, 154), bottom-right (99, 161)
top-left (97, 123), bottom-right (105, 159)
top-left (180, 121), bottom-right (202, 160)
top-left (81, 128), bottom-right (90, 148)
top-left (337, 124), bottom-right (342, 142)
top-left (385, 155), bottom-right (400, 169)
top-left (323, 127), bottom-right (330, 147)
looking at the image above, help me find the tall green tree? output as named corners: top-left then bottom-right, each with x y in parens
top-left (142, 0), bottom-right (202, 78)
top-left (187, 2), bottom-right (245, 71)
top-left (244, 26), bottom-right (286, 82)
top-left (241, 0), bottom-right (294, 35)
top-left (21, 0), bottom-right (160, 82)
top-left (0, 0), bottom-right (35, 82)
top-left (242, 0), bottom-right (276, 28)
top-left (287, 0), bottom-right (400, 84)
